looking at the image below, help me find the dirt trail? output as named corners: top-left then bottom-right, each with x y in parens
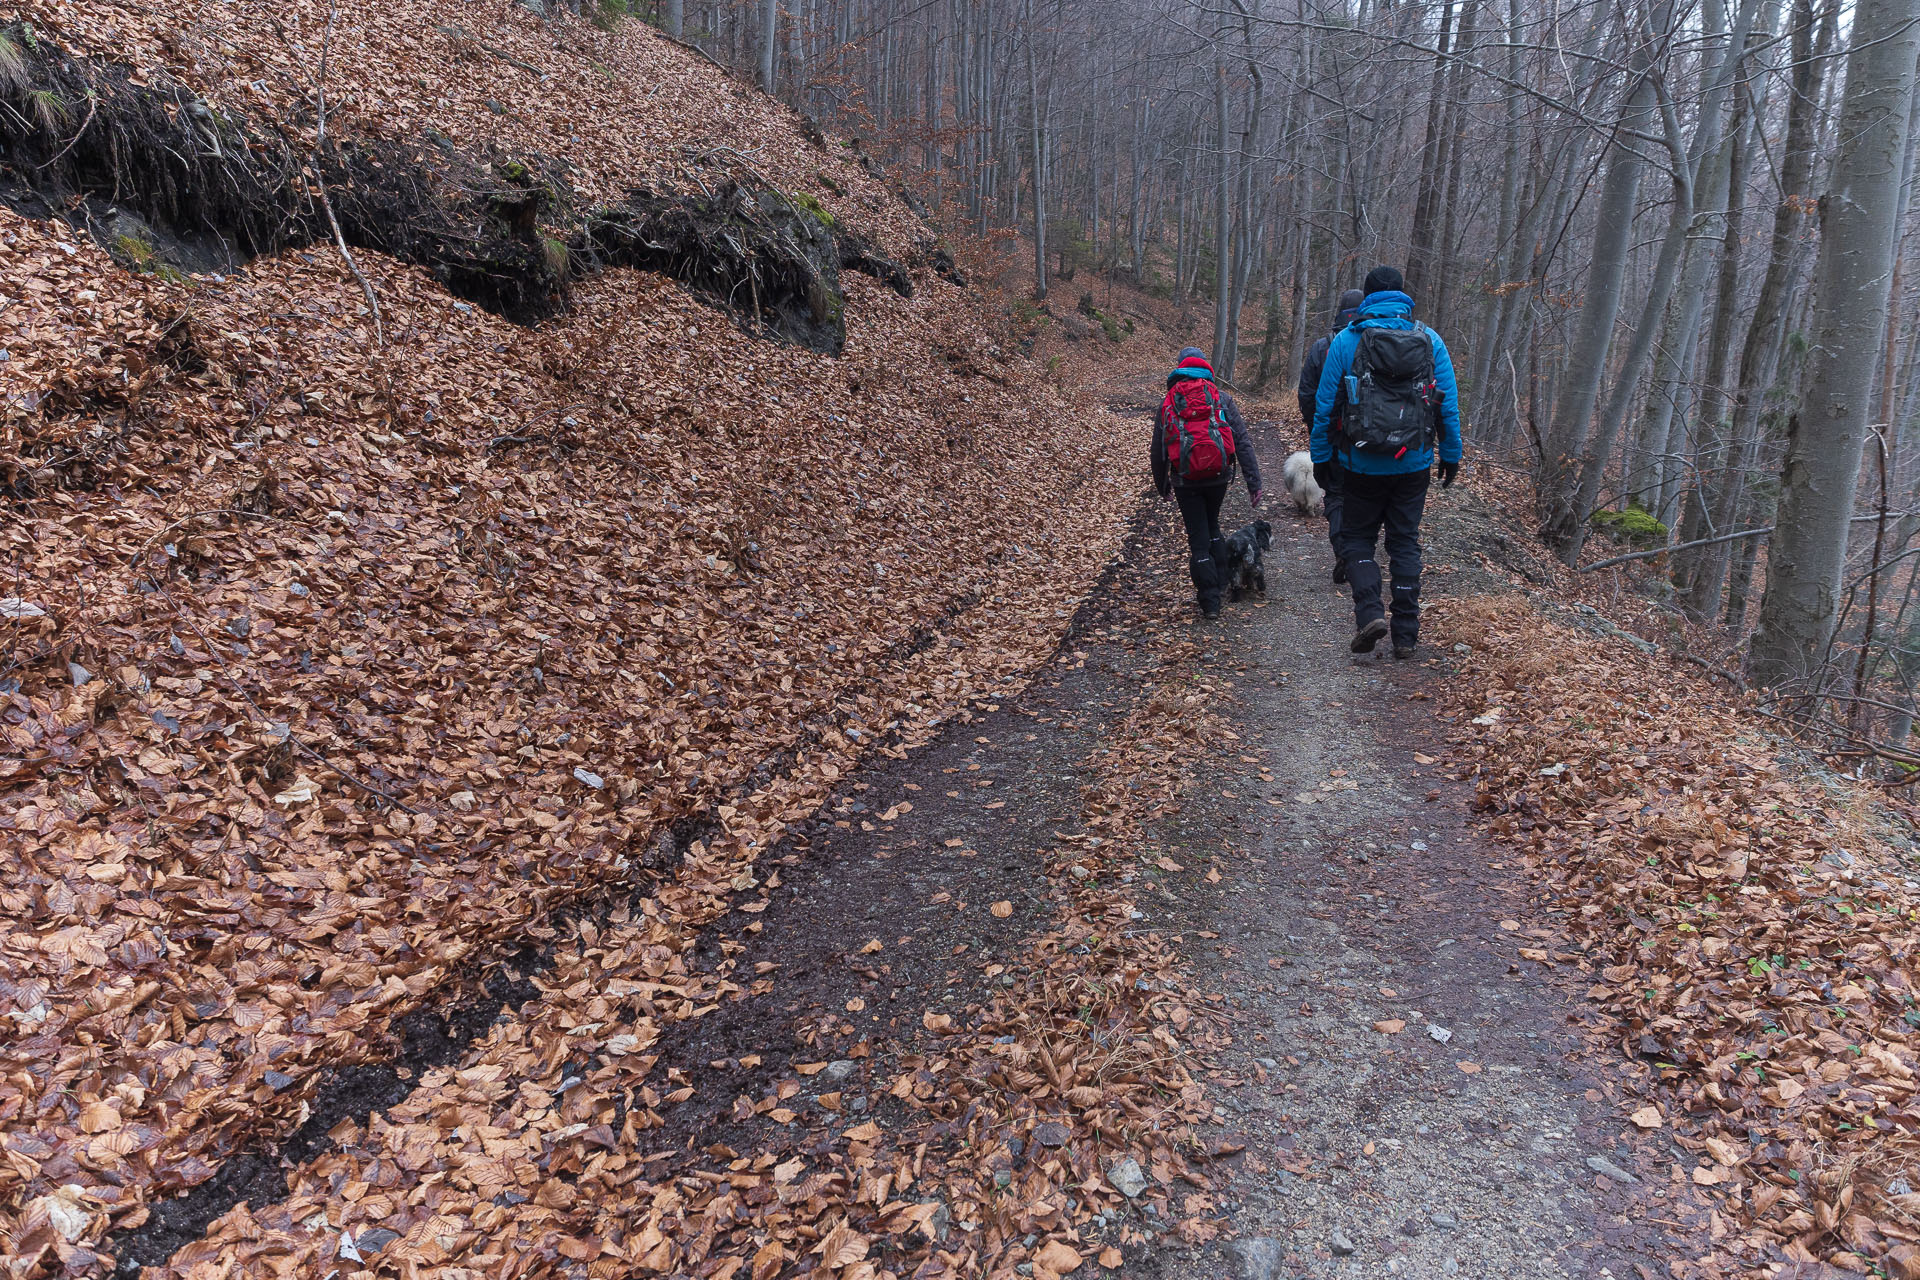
top-left (1130, 420), bottom-right (1699, 1278)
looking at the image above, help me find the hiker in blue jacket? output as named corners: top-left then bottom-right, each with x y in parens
top-left (1310, 265), bottom-right (1464, 658)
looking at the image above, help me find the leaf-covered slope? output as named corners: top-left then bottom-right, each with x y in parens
top-left (0, 19), bottom-right (1141, 1267)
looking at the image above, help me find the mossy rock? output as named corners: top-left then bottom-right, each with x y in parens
top-left (1590, 503), bottom-right (1668, 546)
top-left (791, 191), bottom-right (834, 228)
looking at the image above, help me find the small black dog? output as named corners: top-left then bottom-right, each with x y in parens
top-left (1224, 519), bottom-right (1272, 601)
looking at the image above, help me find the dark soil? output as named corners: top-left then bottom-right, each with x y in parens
top-left (118, 961), bottom-right (541, 1270)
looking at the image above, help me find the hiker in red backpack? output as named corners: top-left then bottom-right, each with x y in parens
top-left (1151, 346), bottom-right (1263, 618)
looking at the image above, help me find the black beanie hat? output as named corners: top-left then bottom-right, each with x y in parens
top-left (1364, 265), bottom-right (1405, 296)
top-left (1335, 289), bottom-right (1365, 320)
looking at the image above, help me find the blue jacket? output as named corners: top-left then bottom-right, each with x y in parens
top-left (1310, 291), bottom-right (1463, 475)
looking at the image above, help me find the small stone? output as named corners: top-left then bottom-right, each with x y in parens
top-left (1106, 1156), bottom-right (1149, 1199)
top-left (1069, 864), bottom-right (1091, 879)
top-left (1453, 643), bottom-right (1471, 653)
top-left (1442, 1259), bottom-right (1460, 1275)
top-left (486, 98), bottom-right (510, 114)
top-left (994, 1169), bottom-right (1013, 1189)
top-left (1427, 1024), bottom-right (1453, 1043)
top-left (1428, 1211), bottom-right (1458, 1229)
top-left (356, 1228), bottom-right (400, 1255)
top-left (822, 1059), bottom-right (857, 1084)
top-left (1399, 1218), bottom-right (1423, 1236)
top-left (289, 582), bottom-right (309, 597)
top-left (1254, 1057), bottom-right (1279, 1071)
top-left (264, 1070), bottom-right (296, 1092)
top-left (227, 615), bottom-right (252, 639)
top-left (847, 1096), bottom-right (868, 1112)
top-left (1015, 1266), bottom-right (1033, 1277)
top-left (571, 767), bottom-right (604, 789)
top-left (68, 662), bottom-right (91, 687)
top-left (1328, 1227), bottom-right (1357, 1255)
top-left (1586, 1155), bottom-right (1638, 1184)
top-left (1890, 1177), bottom-right (1915, 1197)
top-left (1226, 1235), bottom-right (1285, 1280)
top-left (1033, 1121), bottom-right (1069, 1148)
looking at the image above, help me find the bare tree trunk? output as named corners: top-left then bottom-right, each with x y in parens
top-left (1405, 0), bottom-right (1456, 295)
top-left (1025, 0), bottom-right (1049, 299)
top-left (1537, 32), bottom-right (1662, 557)
top-left (1432, 0), bottom-right (1480, 330)
top-left (1750, 0), bottom-right (1920, 691)
top-left (1684, 3), bottom-right (1835, 612)
top-left (1467, 0), bottom-right (1527, 406)
top-left (1212, 43), bottom-right (1234, 369)
top-left (1564, 0), bottom-right (1755, 564)
top-left (760, 0), bottom-right (779, 92)
top-left (666, 0), bottom-right (684, 38)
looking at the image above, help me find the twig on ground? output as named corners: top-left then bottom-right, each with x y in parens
top-left (658, 31), bottom-right (733, 73)
top-left (129, 507), bottom-right (282, 569)
top-left (1676, 650), bottom-right (1747, 693)
top-left (311, 0), bottom-right (384, 346)
top-left (432, 23), bottom-right (549, 77)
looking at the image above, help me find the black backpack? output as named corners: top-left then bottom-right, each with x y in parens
top-left (1336, 323), bottom-right (1440, 461)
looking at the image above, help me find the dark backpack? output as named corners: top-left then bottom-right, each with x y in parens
top-left (1161, 377), bottom-right (1236, 484)
top-left (1337, 324), bottom-right (1439, 461)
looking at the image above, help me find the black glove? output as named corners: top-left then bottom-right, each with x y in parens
top-left (1312, 461), bottom-right (1333, 491)
top-left (1437, 460), bottom-right (1459, 488)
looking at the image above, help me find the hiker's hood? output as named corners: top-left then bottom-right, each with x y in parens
top-left (1357, 291), bottom-right (1415, 323)
top-left (1168, 352), bottom-right (1216, 387)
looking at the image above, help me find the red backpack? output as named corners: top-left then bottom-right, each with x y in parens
top-left (1161, 374), bottom-right (1236, 483)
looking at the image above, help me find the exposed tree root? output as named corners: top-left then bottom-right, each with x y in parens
top-left (0, 24), bottom-right (916, 353)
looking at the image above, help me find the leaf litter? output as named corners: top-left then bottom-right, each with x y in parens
top-left (1433, 594), bottom-right (1920, 1277)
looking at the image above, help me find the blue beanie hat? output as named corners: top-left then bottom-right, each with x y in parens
top-left (1177, 346), bottom-right (1208, 364)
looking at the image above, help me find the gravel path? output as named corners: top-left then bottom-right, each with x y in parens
top-left (1133, 421), bottom-right (1693, 1279)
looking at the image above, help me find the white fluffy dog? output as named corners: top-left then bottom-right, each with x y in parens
top-left (1282, 450), bottom-right (1325, 516)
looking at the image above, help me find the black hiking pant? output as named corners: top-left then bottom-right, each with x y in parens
top-left (1174, 481), bottom-right (1230, 613)
top-left (1324, 461), bottom-right (1345, 565)
top-left (1336, 469), bottom-right (1429, 646)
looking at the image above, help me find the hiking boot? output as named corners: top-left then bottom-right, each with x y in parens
top-left (1331, 558), bottom-right (1348, 585)
top-left (1394, 643), bottom-right (1418, 660)
top-left (1200, 599), bottom-right (1222, 619)
top-left (1350, 617), bottom-right (1389, 654)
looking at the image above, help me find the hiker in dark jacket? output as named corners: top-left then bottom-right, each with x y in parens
top-left (1309, 266), bottom-right (1464, 658)
top-left (1298, 288), bottom-right (1366, 584)
top-left (1151, 346), bottom-right (1263, 618)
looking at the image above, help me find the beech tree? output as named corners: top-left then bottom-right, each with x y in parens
top-left (1750, 0), bottom-right (1920, 692)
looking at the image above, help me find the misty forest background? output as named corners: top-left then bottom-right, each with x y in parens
top-left (614, 0), bottom-right (1920, 759)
